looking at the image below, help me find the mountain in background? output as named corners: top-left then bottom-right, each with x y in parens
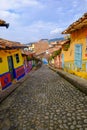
top-left (26, 37), bottom-right (64, 45)
top-left (26, 42), bottom-right (36, 45)
top-left (48, 37), bottom-right (64, 43)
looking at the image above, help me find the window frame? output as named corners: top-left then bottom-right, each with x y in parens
top-left (15, 54), bottom-right (20, 63)
top-left (74, 44), bottom-right (82, 68)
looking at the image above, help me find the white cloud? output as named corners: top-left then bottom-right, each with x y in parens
top-left (0, 20), bottom-right (63, 43)
top-left (0, 0), bottom-right (87, 43)
top-left (0, 0), bottom-right (44, 10)
top-left (0, 10), bottom-right (19, 20)
top-left (50, 28), bottom-right (63, 35)
top-left (0, 0), bottom-right (46, 43)
top-left (73, 1), bottom-right (78, 7)
top-left (0, 0), bottom-right (45, 27)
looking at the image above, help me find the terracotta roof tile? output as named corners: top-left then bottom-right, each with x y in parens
top-left (22, 50), bottom-right (35, 56)
top-left (0, 19), bottom-right (9, 28)
top-left (0, 19), bottom-right (5, 25)
top-left (58, 39), bottom-right (70, 45)
top-left (62, 13), bottom-right (87, 34)
top-left (47, 46), bottom-right (61, 54)
top-left (0, 38), bottom-right (27, 49)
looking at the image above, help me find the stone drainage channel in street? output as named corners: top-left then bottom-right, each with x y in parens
top-left (0, 65), bottom-right (87, 130)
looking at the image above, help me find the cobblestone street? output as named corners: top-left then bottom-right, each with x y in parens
top-left (0, 65), bottom-right (87, 130)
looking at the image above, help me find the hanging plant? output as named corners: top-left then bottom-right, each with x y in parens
top-left (49, 49), bottom-right (61, 61)
top-left (56, 49), bottom-right (62, 55)
top-left (52, 49), bottom-right (62, 57)
top-left (62, 43), bottom-right (70, 51)
top-left (48, 55), bottom-right (53, 61)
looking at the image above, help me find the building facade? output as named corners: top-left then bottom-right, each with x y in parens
top-left (0, 39), bottom-right (26, 90)
top-left (61, 13), bottom-right (87, 79)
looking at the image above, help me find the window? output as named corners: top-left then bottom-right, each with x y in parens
top-left (15, 54), bottom-right (20, 63)
top-left (75, 44), bottom-right (82, 68)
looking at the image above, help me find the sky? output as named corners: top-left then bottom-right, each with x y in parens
top-left (0, 0), bottom-right (87, 44)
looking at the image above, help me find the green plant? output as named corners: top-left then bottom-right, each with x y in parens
top-left (52, 49), bottom-right (61, 57)
top-left (48, 55), bottom-right (53, 61)
top-left (27, 56), bottom-right (32, 61)
top-left (49, 49), bottom-right (61, 61)
top-left (62, 43), bottom-right (70, 51)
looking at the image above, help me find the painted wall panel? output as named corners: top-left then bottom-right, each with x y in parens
top-left (0, 72), bottom-right (12, 90)
top-left (15, 66), bottom-right (25, 80)
top-left (24, 61), bottom-right (32, 74)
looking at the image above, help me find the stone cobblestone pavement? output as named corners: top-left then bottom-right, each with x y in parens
top-left (0, 65), bottom-right (87, 130)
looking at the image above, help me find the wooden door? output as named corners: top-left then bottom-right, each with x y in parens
top-left (7, 56), bottom-right (14, 80)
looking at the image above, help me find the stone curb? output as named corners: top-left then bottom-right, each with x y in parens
top-left (48, 65), bottom-right (87, 95)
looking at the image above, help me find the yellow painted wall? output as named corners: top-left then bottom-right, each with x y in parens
top-left (0, 49), bottom-right (23, 75)
top-left (51, 59), bottom-right (54, 64)
top-left (61, 27), bottom-right (87, 79)
top-left (22, 55), bottom-right (26, 63)
top-left (71, 27), bottom-right (87, 61)
top-left (62, 27), bottom-right (87, 63)
top-left (13, 50), bottom-right (23, 68)
top-left (32, 44), bottom-right (34, 49)
top-left (28, 44), bottom-right (35, 51)
top-left (0, 50), bottom-right (9, 74)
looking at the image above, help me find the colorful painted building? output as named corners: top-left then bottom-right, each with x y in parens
top-left (0, 39), bottom-right (27, 90)
top-left (61, 13), bottom-right (87, 79)
top-left (22, 50), bottom-right (35, 74)
top-left (47, 44), bottom-right (62, 67)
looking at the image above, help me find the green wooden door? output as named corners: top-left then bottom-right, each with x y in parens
top-left (7, 56), bottom-right (14, 80)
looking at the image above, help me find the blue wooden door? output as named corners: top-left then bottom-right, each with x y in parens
top-left (75, 44), bottom-right (82, 68)
top-left (62, 54), bottom-right (64, 68)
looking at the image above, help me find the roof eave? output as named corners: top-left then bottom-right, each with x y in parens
top-left (62, 13), bottom-right (87, 34)
top-left (0, 23), bottom-right (9, 28)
